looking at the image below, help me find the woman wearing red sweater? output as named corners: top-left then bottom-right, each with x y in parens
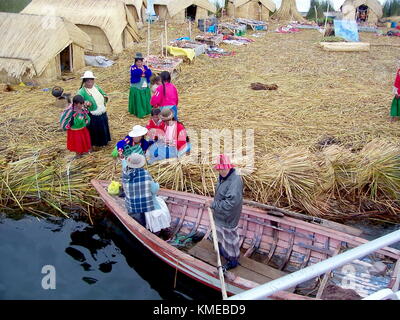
top-left (146, 108), bottom-right (190, 164)
top-left (150, 71), bottom-right (179, 121)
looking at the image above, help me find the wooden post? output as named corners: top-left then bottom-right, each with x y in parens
top-left (324, 2), bottom-right (330, 32)
top-left (160, 31), bottom-right (164, 57)
top-left (208, 207), bottom-right (228, 299)
top-left (147, 14), bottom-right (151, 57)
top-left (189, 19), bottom-right (192, 39)
top-left (314, 6), bottom-right (318, 23)
top-left (165, 20), bottom-right (168, 57)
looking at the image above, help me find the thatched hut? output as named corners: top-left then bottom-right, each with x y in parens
top-left (341, 0), bottom-right (383, 24)
top-left (153, 0), bottom-right (217, 23)
top-left (0, 12), bottom-right (92, 85)
top-left (21, 0), bottom-right (141, 55)
top-left (122, 0), bottom-right (147, 24)
top-left (226, 0), bottom-right (276, 21)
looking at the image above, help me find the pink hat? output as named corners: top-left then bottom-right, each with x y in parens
top-left (213, 154), bottom-right (235, 170)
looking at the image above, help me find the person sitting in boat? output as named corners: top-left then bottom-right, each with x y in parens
top-left (205, 154), bottom-right (243, 272)
top-left (150, 71), bottom-right (179, 121)
top-left (122, 152), bottom-right (171, 234)
top-left (146, 108), bottom-right (165, 141)
top-left (146, 108), bottom-right (190, 164)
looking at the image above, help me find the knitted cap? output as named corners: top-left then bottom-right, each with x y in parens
top-left (213, 154), bottom-right (235, 170)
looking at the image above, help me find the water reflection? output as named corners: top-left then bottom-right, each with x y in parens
top-left (0, 213), bottom-right (220, 300)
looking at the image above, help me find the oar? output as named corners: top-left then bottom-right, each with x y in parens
top-left (207, 207), bottom-right (228, 299)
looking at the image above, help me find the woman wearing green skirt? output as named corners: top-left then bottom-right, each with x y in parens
top-left (391, 66), bottom-right (400, 122)
top-left (129, 53), bottom-right (152, 118)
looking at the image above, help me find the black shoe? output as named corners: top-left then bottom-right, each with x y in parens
top-left (222, 260), bottom-right (238, 272)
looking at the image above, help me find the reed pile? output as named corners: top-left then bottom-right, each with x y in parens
top-left (1, 22), bottom-right (400, 223)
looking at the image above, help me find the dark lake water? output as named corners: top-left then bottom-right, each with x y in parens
top-left (0, 212), bottom-right (221, 300)
top-left (0, 0), bottom-right (31, 13)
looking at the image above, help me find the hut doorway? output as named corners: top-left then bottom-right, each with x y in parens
top-left (186, 5), bottom-right (197, 21)
top-left (60, 45), bottom-right (72, 72)
top-left (356, 4), bottom-right (369, 22)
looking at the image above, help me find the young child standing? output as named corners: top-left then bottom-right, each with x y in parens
top-left (391, 62), bottom-right (400, 122)
top-left (151, 75), bottom-right (162, 96)
top-left (150, 71), bottom-right (179, 121)
top-left (67, 95), bottom-right (91, 158)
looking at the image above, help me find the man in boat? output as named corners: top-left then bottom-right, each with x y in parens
top-left (206, 154), bottom-right (243, 272)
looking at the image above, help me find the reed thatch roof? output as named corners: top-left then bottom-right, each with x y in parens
top-left (154, 0), bottom-right (217, 17)
top-left (21, 0), bottom-right (140, 54)
top-left (342, 0), bottom-right (383, 17)
top-left (0, 12), bottom-right (92, 80)
top-left (233, 0), bottom-right (276, 12)
top-left (121, 0), bottom-right (146, 19)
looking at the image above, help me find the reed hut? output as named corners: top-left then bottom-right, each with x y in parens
top-left (341, 0), bottom-right (383, 24)
top-left (122, 0), bottom-right (147, 24)
top-left (0, 13), bottom-right (92, 85)
top-left (21, 0), bottom-right (141, 55)
top-left (153, 0), bottom-right (217, 23)
top-left (227, 0), bottom-right (276, 21)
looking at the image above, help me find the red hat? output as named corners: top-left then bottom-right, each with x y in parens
top-left (213, 154), bottom-right (235, 170)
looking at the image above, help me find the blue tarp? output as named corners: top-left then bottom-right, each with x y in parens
top-left (334, 20), bottom-right (359, 42)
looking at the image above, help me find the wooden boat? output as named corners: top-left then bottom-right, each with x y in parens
top-left (91, 180), bottom-right (400, 300)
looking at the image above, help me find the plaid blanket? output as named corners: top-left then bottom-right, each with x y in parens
top-left (122, 167), bottom-right (155, 214)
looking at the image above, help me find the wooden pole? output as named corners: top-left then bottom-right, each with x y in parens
top-left (324, 2), bottom-right (330, 32)
top-left (160, 31), bottom-right (164, 57)
top-left (189, 19), bottom-right (192, 39)
top-left (147, 14), bottom-right (150, 57)
top-left (314, 6), bottom-right (318, 23)
top-left (165, 20), bottom-right (168, 57)
top-left (207, 207), bottom-right (228, 300)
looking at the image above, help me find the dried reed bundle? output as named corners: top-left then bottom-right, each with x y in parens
top-left (256, 148), bottom-right (319, 210)
top-left (354, 139), bottom-right (400, 201)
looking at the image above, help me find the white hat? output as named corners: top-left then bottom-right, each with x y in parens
top-left (129, 125), bottom-right (148, 138)
top-left (81, 71), bottom-right (97, 79)
top-left (126, 153), bottom-right (146, 169)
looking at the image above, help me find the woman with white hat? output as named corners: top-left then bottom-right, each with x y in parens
top-left (77, 70), bottom-right (111, 148)
top-left (122, 152), bottom-right (171, 233)
top-left (129, 52), bottom-right (153, 118)
top-left (111, 125), bottom-right (154, 165)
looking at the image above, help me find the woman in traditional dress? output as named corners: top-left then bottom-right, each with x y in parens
top-left (390, 61), bottom-right (400, 122)
top-left (128, 53), bottom-right (152, 118)
top-left (122, 152), bottom-right (171, 234)
top-left (150, 71), bottom-right (179, 121)
top-left (146, 108), bottom-right (190, 164)
top-left (77, 71), bottom-right (111, 148)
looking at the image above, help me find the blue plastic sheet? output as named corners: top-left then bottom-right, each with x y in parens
top-left (334, 20), bottom-right (359, 42)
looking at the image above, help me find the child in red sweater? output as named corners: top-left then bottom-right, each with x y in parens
top-left (146, 108), bottom-right (165, 141)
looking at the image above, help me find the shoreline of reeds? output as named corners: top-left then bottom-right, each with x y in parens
top-left (1, 22), bottom-right (400, 224)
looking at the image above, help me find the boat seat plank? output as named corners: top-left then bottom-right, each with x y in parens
top-left (189, 239), bottom-right (288, 285)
